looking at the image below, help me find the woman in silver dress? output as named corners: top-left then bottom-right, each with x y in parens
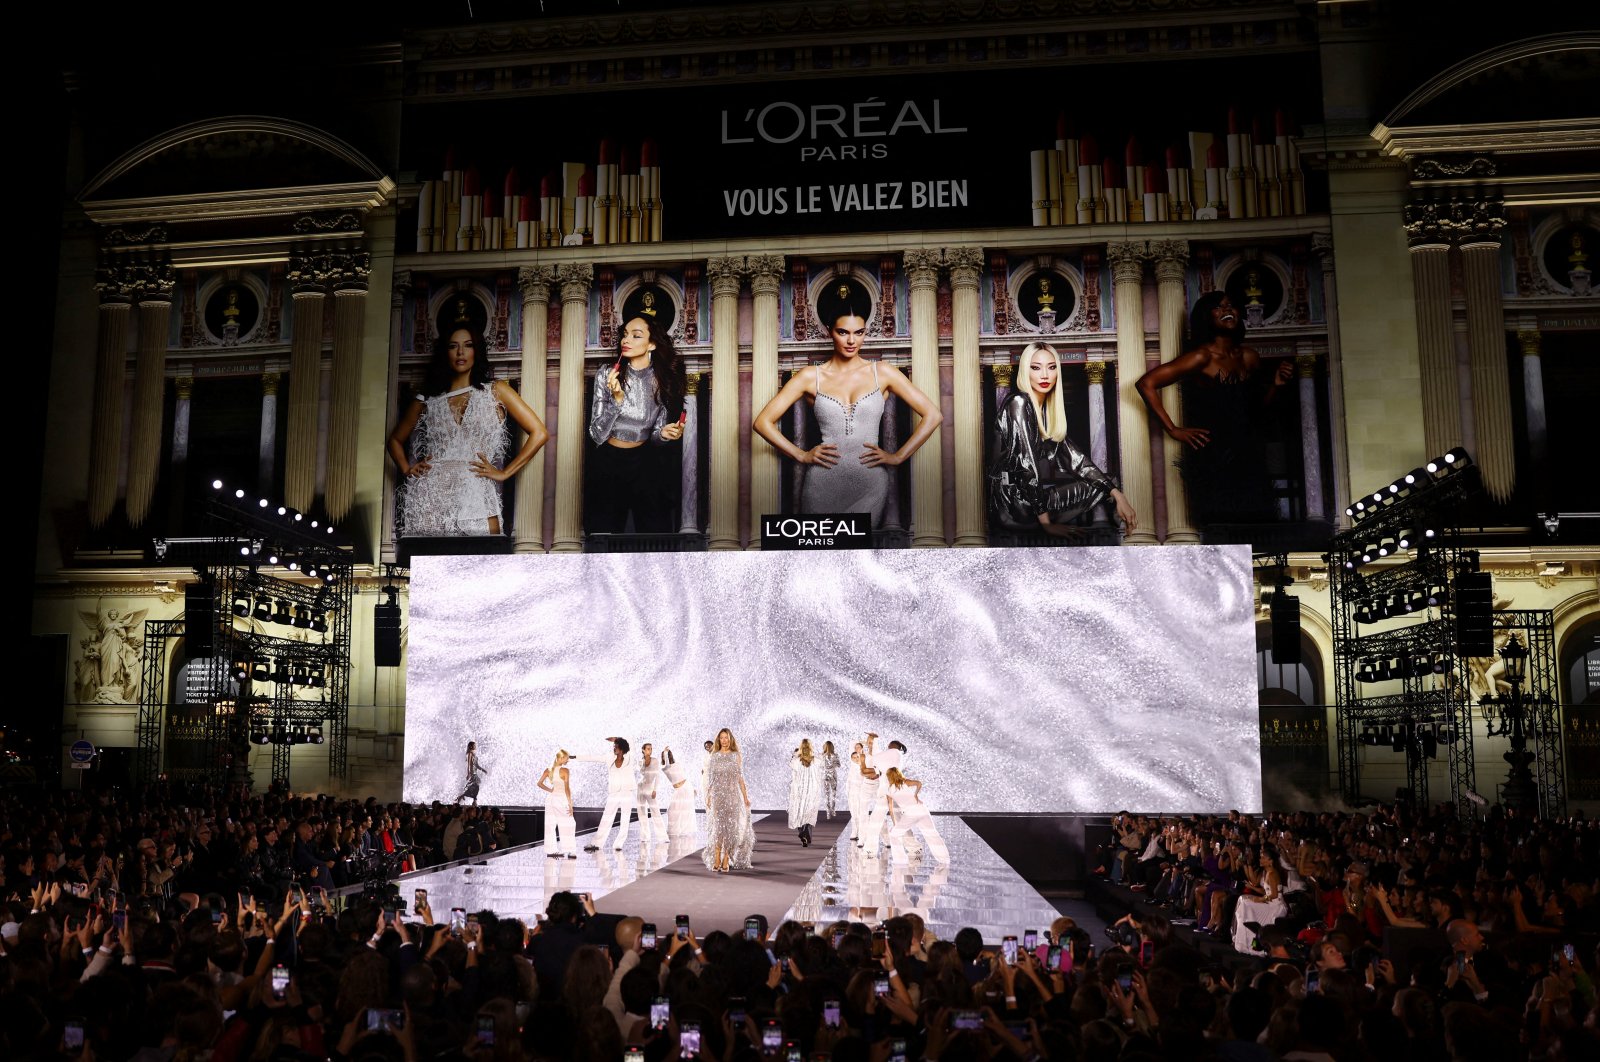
top-left (455, 741), bottom-right (487, 805)
top-left (788, 738), bottom-right (822, 847)
top-left (586, 314), bottom-right (687, 533)
top-left (752, 283), bottom-right (941, 523)
top-left (387, 323), bottom-right (549, 536)
top-left (819, 740), bottom-right (842, 820)
top-left (702, 727), bottom-right (755, 873)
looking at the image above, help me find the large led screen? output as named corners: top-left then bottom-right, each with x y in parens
top-left (405, 547), bottom-right (1260, 812)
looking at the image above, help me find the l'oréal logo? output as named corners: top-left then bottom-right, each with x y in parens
top-left (760, 513), bottom-right (873, 550)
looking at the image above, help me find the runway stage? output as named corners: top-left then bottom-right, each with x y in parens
top-left (391, 812), bottom-right (1064, 942)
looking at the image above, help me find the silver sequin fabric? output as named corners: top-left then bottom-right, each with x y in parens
top-left (405, 546), bottom-right (1260, 812)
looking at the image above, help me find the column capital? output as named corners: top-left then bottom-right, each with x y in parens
top-left (746, 253), bottom-right (785, 297)
top-left (175, 375), bottom-right (194, 400)
top-left (1084, 359), bottom-right (1108, 385)
top-left (261, 371), bottom-right (281, 397)
top-left (1148, 238), bottom-right (1189, 267)
top-left (706, 255), bottom-right (744, 297)
top-left (1455, 196), bottom-right (1506, 248)
top-left (993, 363), bottom-right (1012, 390)
top-left (1517, 329), bottom-right (1542, 358)
top-left (517, 265), bottom-right (555, 305)
top-left (904, 248), bottom-right (942, 289)
top-left (95, 260), bottom-right (138, 305)
top-left (1311, 232), bottom-right (1335, 263)
top-left (1403, 199), bottom-right (1454, 249)
top-left (944, 246), bottom-right (984, 288)
top-left (391, 269), bottom-right (412, 309)
top-left (1106, 241), bottom-right (1146, 284)
top-left (556, 262), bottom-right (594, 302)
top-left (106, 257), bottom-right (175, 304)
top-left (1294, 352), bottom-right (1320, 379)
top-left (686, 371), bottom-right (702, 396)
top-left (287, 249), bottom-right (330, 294)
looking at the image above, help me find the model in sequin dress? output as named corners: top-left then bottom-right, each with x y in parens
top-left (702, 728), bottom-right (755, 872)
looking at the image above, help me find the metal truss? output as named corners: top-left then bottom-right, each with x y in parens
top-left (1490, 610), bottom-right (1565, 818)
top-left (136, 619), bottom-right (183, 784)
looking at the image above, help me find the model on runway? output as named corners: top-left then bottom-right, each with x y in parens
top-left (702, 727), bottom-right (755, 873)
top-left (658, 746), bottom-right (697, 842)
top-left (884, 766), bottom-right (949, 863)
top-left (788, 738), bottom-right (822, 846)
top-left (637, 742), bottom-right (663, 846)
top-left (455, 741), bottom-right (488, 804)
top-left (536, 749), bottom-right (577, 858)
top-left (577, 737), bottom-right (638, 851)
top-left (848, 740), bottom-right (873, 843)
top-left (860, 734), bottom-right (905, 857)
top-left (820, 740), bottom-right (841, 820)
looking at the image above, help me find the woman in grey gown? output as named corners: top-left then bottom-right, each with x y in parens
top-left (752, 283), bottom-right (942, 523)
top-left (702, 727), bottom-right (756, 873)
top-left (989, 342), bottom-right (1137, 537)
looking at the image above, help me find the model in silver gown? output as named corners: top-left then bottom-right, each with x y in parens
top-left (701, 751), bottom-right (756, 871)
top-left (988, 392), bottom-right (1117, 530)
top-left (399, 384), bottom-right (508, 536)
top-left (788, 748), bottom-right (822, 844)
top-left (800, 362), bottom-right (889, 520)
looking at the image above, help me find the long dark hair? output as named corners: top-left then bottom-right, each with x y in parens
top-left (421, 323), bottom-right (492, 396)
top-left (617, 315), bottom-right (686, 419)
top-left (1188, 290), bottom-right (1245, 347)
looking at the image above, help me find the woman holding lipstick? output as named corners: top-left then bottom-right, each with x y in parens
top-left (388, 320), bottom-right (549, 537)
top-left (585, 313), bottom-right (686, 533)
top-left (752, 281), bottom-right (942, 524)
top-left (1134, 291), bottom-right (1293, 526)
top-left (989, 341), bottom-right (1136, 537)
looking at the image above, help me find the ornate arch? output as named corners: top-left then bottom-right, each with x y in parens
top-left (1380, 34), bottom-right (1600, 128)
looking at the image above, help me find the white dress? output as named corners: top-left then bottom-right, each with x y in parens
top-left (540, 766), bottom-right (576, 855)
top-left (661, 758), bottom-right (697, 841)
top-left (787, 753), bottom-right (822, 829)
top-left (398, 384), bottom-right (507, 536)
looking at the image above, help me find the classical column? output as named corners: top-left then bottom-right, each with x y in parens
top-left (382, 271), bottom-right (410, 562)
top-left (1107, 241), bottom-right (1157, 545)
top-left (706, 256), bottom-right (744, 551)
top-left (89, 265), bottom-right (134, 528)
top-left (946, 246), bottom-right (986, 548)
top-left (125, 262), bottom-right (176, 527)
top-left (1458, 200), bottom-right (1514, 502)
top-left (746, 254), bottom-right (785, 538)
top-left (551, 262), bottom-right (593, 553)
top-left (1517, 329), bottom-right (1549, 472)
top-left (324, 251), bottom-right (372, 523)
top-left (259, 373), bottom-right (281, 492)
top-left (513, 266), bottom-right (554, 553)
top-left (904, 248), bottom-right (945, 547)
top-left (681, 372), bottom-right (701, 534)
top-left (284, 252), bottom-right (328, 513)
top-left (879, 393), bottom-right (903, 534)
top-left (1311, 235), bottom-right (1352, 524)
top-left (1084, 359), bottom-right (1110, 482)
top-left (1403, 202), bottom-right (1463, 457)
top-left (1150, 240), bottom-right (1197, 544)
top-left (1296, 354), bottom-right (1327, 520)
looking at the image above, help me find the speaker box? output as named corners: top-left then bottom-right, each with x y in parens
top-left (186, 580), bottom-right (216, 657)
top-left (374, 601), bottom-right (402, 667)
top-left (1270, 594), bottom-right (1302, 664)
top-left (1455, 571), bottom-right (1494, 656)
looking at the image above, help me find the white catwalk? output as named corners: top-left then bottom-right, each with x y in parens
top-left (782, 816), bottom-right (1062, 943)
top-left (394, 815), bottom-right (723, 924)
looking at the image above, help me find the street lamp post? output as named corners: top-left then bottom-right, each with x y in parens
top-left (1478, 634), bottom-right (1538, 813)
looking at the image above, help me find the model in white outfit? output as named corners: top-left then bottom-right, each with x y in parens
top-left (847, 741), bottom-right (872, 842)
top-left (884, 767), bottom-right (949, 863)
top-left (536, 750), bottom-right (578, 857)
top-left (860, 735), bottom-right (903, 858)
top-left (787, 739), bottom-right (823, 846)
top-left (659, 747), bottom-right (697, 842)
top-left (576, 737), bottom-right (638, 850)
top-left (636, 743), bottom-right (663, 846)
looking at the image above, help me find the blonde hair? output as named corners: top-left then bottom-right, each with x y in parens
top-left (822, 740), bottom-right (836, 756)
top-left (886, 767), bottom-right (908, 788)
top-left (715, 727), bottom-right (740, 753)
top-left (798, 738), bottom-right (814, 767)
top-left (1018, 342), bottom-right (1068, 443)
top-left (549, 749), bottom-right (569, 774)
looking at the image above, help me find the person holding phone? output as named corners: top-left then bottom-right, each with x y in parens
top-left (586, 314), bottom-right (687, 534)
top-left (537, 749), bottom-right (577, 859)
top-left (702, 728), bottom-right (755, 873)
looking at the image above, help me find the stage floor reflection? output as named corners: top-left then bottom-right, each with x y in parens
top-left (782, 816), bottom-right (1064, 943)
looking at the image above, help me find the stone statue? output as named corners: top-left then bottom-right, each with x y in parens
top-left (76, 607), bottom-right (148, 703)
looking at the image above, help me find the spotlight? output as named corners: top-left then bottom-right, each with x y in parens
top-left (309, 727), bottom-right (324, 745)
top-left (277, 506), bottom-right (288, 516)
top-left (1397, 531), bottom-right (1412, 550)
top-left (1427, 585), bottom-right (1447, 607)
top-left (287, 561), bottom-right (299, 571)
top-left (251, 660), bottom-right (270, 682)
top-left (1361, 548), bottom-right (1374, 564)
top-left (232, 592), bottom-right (250, 617)
top-left (310, 520), bottom-right (319, 529)
top-left (308, 666), bottom-right (326, 689)
top-left (293, 605), bottom-right (311, 629)
top-left (1403, 467), bottom-right (1433, 487)
top-left (1357, 660), bottom-right (1377, 682)
top-left (310, 610), bottom-right (328, 634)
top-left (252, 596), bottom-right (272, 622)
top-left (325, 573), bottom-right (336, 584)
top-left (212, 479), bottom-right (224, 490)
top-left (1345, 506), bottom-right (1355, 518)
top-left (273, 599), bottom-right (292, 625)
top-left (291, 665), bottom-right (309, 687)
top-left (1343, 558), bottom-right (1355, 570)
top-left (251, 730), bottom-right (269, 746)
top-left (258, 498), bottom-right (269, 508)
top-left (267, 554), bottom-right (279, 565)
top-left (1424, 528), bottom-right (1436, 538)
top-left (271, 659), bottom-right (291, 685)
top-left (235, 488), bottom-right (246, 498)
top-left (239, 546), bottom-right (250, 556)
top-left (270, 726), bottom-right (287, 745)
top-left (232, 659), bottom-right (250, 682)
top-left (327, 526), bottom-right (334, 535)
top-left (293, 512), bottom-right (303, 522)
top-left (1377, 538), bottom-right (1396, 557)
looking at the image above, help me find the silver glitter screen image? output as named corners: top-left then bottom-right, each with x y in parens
top-left (404, 546), bottom-right (1261, 813)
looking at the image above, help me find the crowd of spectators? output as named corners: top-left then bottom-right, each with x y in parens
top-left (2, 785), bottom-right (1597, 1061)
